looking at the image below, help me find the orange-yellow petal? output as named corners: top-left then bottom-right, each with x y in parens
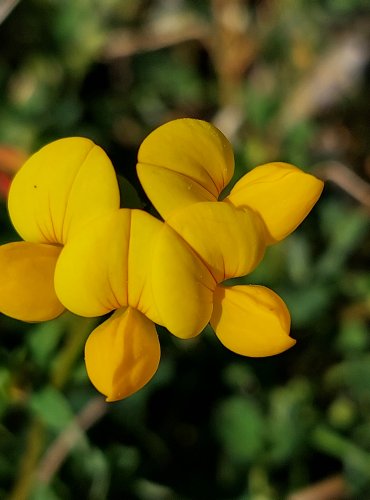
top-left (8, 137), bottom-right (120, 245)
top-left (137, 118), bottom-right (234, 219)
top-left (0, 241), bottom-right (64, 321)
top-left (55, 209), bottom-right (215, 338)
top-left (210, 284), bottom-right (295, 357)
top-left (151, 223), bottom-right (216, 338)
top-left (129, 211), bottom-right (216, 337)
top-left (54, 210), bottom-right (140, 318)
top-left (167, 202), bottom-right (266, 283)
top-left (225, 162), bottom-right (324, 244)
top-left (85, 307), bottom-right (160, 401)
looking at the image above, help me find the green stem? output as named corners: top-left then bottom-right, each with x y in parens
top-left (8, 419), bottom-right (45, 500)
top-left (311, 424), bottom-right (370, 467)
top-left (10, 315), bottom-right (97, 499)
top-left (51, 315), bottom-right (97, 390)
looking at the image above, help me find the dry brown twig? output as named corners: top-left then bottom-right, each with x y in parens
top-left (0, 0), bottom-right (20, 25)
top-left (315, 161), bottom-right (370, 211)
top-left (210, 0), bottom-right (257, 107)
top-left (102, 14), bottom-right (210, 60)
top-left (278, 28), bottom-right (369, 129)
top-left (288, 474), bottom-right (349, 500)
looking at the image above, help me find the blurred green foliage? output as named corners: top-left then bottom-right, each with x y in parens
top-left (0, 0), bottom-right (369, 498)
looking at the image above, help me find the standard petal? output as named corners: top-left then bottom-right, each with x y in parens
top-left (225, 162), bottom-right (324, 244)
top-left (167, 202), bottom-right (266, 283)
top-left (210, 285), bottom-right (295, 357)
top-left (8, 137), bottom-right (120, 245)
top-left (0, 241), bottom-right (64, 321)
top-left (137, 118), bottom-right (234, 219)
top-left (151, 223), bottom-right (216, 339)
top-left (85, 307), bottom-right (160, 401)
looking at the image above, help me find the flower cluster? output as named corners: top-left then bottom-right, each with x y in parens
top-left (0, 119), bottom-right (323, 401)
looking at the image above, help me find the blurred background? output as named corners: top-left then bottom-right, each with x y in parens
top-left (0, 0), bottom-right (369, 499)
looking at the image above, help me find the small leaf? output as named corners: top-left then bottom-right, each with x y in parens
top-left (268, 379), bottom-right (314, 463)
top-left (30, 386), bottom-right (74, 431)
top-left (213, 396), bottom-right (265, 464)
top-left (30, 484), bottom-right (60, 500)
top-left (27, 318), bottom-right (65, 368)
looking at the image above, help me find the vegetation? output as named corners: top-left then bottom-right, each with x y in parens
top-left (0, 1), bottom-right (369, 498)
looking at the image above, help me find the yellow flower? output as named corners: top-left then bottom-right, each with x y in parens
top-left (0, 120), bottom-right (324, 401)
top-left (0, 137), bottom-right (119, 322)
top-left (54, 208), bottom-right (216, 400)
top-left (137, 118), bottom-right (324, 357)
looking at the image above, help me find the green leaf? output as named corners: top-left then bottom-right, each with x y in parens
top-left (214, 396), bottom-right (265, 464)
top-left (282, 283), bottom-right (333, 327)
top-left (336, 318), bottom-right (369, 357)
top-left (222, 362), bottom-right (257, 392)
top-left (317, 200), bottom-right (369, 279)
top-left (27, 318), bottom-right (65, 369)
top-left (30, 386), bottom-right (74, 431)
top-left (268, 379), bottom-right (315, 463)
top-left (326, 355), bottom-right (370, 400)
top-left (30, 484), bottom-right (60, 500)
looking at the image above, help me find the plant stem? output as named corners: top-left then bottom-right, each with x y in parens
top-left (8, 419), bottom-right (45, 500)
top-left (9, 315), bottom-right (97, 499)
top-left (51, 315), bottom-right (97, 390)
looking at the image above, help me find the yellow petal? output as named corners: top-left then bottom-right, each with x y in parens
top-left (127, 210), bottom-right (164, 320)
top-left (55, 208), bottom-right (215, 338)
top-left (54, 210), bottom-right (135, 317)
top-left (128, 210), bottom-right (215, 338)
top-left (55, 209), bottom-right (174, 323)
top-left (167, 202), bottom-right (266, 283)
top-left (85, 307), bottom-right (160, 401)
top-left (0, 241), bottom-right (64, 321)
top-left (225, 162), bottom-right (324, 244)
top-left (151, 223), bottom-right (216, 339)
top-left (8, 137), bottom-right (120, 245)
top-left (137, 118), bottom-right (234, 219)
top-left (211, 285), bottom-right (295, 357)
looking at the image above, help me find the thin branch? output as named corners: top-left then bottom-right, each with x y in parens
top-left (315, 161), bottom-right (370, 210)
top-left (210, 0), bottom-right (257, 106)
top-left (102, 18), bottom-right (209, 60)
top-left (278, 28), bottom-right (369, 129)
top-left (50, 316), bottom-right (97, 390)
top-left (288, 474), bottom-right (349, 500)
top-left (9, 419), bottom-right (45, 500)
top-left (37, 396), bottom-right (108, 485)
top-left (212, 104), bottom-right (244, 142)
top-left (0, 0), bottom-right (20, 25)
